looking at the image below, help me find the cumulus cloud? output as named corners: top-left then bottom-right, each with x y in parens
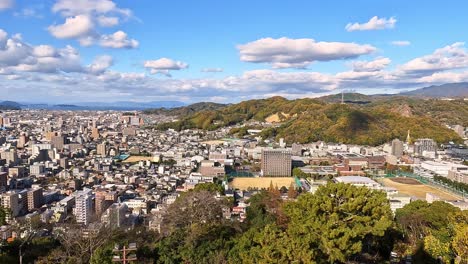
top-left (0, 28), bottom-right (86, 74)
top-left (87, 55), bottom-right (113, 74)
top-left (4, 36), bottom-right (468, 103)
top-left (351, 57), bottom-right (391, 72)
top-left (0, 0), bottom-right (13, 10)
top-left (399, 42), bottom-right (468, 75)
top-left (238, 37), bottom-right (376, 69)
top-left (346, 16), bottom-right (397, 32)
top-left (52, 0), bottom-right (131, 17)
top-left (144, 58), bottom-right (189, 76)
top-left (48, 15), bottom-right (94, 39)
top-left (201, 68), bottom-right (223, 73)
top-left (99, 31), bottom-right (139, 49)
top-left (48, 0), bottom-right (137, 48)
top-left (391, 40), bottom-right (411, 46)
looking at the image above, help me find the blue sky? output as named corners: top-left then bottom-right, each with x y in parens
top-left (0, 0), bottom-right (468, 103)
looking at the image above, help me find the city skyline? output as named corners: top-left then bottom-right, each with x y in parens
top-left (1, 0), bottom-right (468, 103)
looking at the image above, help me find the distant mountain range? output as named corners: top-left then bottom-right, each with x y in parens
top-left (400, 83), bottom-right (468, 98)
top-left (17, 101), bottom-right (186, 111)
top-left (1, 82), bottom-right (467, 111)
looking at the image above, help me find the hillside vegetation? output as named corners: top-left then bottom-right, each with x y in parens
top-left (143, 102), bottom-right (226, 116)
top-left (155, 95), bottom-right (465, 146)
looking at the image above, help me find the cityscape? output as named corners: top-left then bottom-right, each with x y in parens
top-left (0, 0), bottom-right (467, 264)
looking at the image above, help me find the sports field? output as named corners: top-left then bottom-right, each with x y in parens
top-left (230, 177), bottom-right (294, 190)
top-left (122, 156), bottom-right (155, 163)
top-left (380, 178), bottom-right (461, 201)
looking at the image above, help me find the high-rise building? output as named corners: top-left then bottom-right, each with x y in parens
top-left (261, 149), bottom-right (292, 176)
top-left (0, 172), bottom-right (7, 192)
top-left (1, 192), bottom-right (20, 217)
top-left (17, 134), bottom-right (27, 149)
top-left (2, 117), bottom-right (11, 127)
top-left (391, 139), bottom-right (404, 158)
top-left (97, 143), bottom-right (107, 157)
top-left (103, 203), bottom-right (128, 228)
top-left (74, 189), bottom-right (93, 226)
top-left (27, 187), bottom-right (44, 211)
top-left (95, 190), bottom-right (117, 216)
top-left (91, 128), bottom-right (100, 139)
top-left (51, 135), bottom-right (66, 150)
top-left (414, 138), bottom-right (437, 156)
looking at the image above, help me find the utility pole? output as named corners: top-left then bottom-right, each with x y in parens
top-left (112, 243), bottom-right (137, 264)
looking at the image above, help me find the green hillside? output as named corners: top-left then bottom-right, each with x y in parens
top-left (143, 102), bottom-right (226, 116)
top-left (155, 95), bottom-right (465, 146)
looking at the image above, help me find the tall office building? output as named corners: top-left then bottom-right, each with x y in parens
top-left (391, 139), bottom-right (404, 158)
top-left (74, 189), bottom-right (93, 226)
top-left (261, 149), bottom-right (292, 176)
top-left (27, 187), bottom-right (44, 211)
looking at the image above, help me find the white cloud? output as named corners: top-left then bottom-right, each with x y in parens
top-left (391, 40), bottom-right (411, 46)
top-left (351, 57), bottom-right (391, 72)
top-left (4, 37), bottom-right (468, 103)
top-left (346, 16), bottom-right (397, 32)
top-left (99, 31), bottom-right (139, 49)
top-left (238, 37), bottom-right (376, 69)
top-left (0, 28), bottom-right (87, 74)
top-left (87, 55), bottom-right (113, 74)
top-left (97, 15), bottom-right (119, 27)
top-left (201, 68), bottom-right (223, 73)
top-left (48, 15), bottom-right (94, 39)
top-left (144, 58), bottom-right (189, 76)
top-left (52, 0), bottom-right (131, 17)
top-left (399, 42), bottom-right (468, 75)
top-left (48, 0), bottom-right (137, 48)
top-left (0, 30), bottom-right (33, 66)
top-left (0, 0), bottom-right (13, 10)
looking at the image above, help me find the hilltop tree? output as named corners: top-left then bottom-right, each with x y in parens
top-left (284, 182), bottom-right (394, 263)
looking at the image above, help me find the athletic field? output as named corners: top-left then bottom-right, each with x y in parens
top-left (230, 177), bottom-right (294, 190)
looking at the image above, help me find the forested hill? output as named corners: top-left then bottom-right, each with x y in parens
top-left (155, 95), bottom-right (466, 146)
top-left (0, 101), bottom-right (21, 110)
top-left (143, 102), bottom-right (226, 116)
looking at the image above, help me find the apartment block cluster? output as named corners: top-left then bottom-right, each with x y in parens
top-left (0, 109), bottom-right (466, 240)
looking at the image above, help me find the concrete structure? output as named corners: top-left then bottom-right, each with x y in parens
top-left (414, 138), bottom-right (437, 157)
top-left (27, 188), bottom-right (44, 211)
top-left (261, 149), bottom-right (292, 176)
top-left (74, 189), bottom-right (93, 226)
top-left (391, 139), bottom-right (404, 158)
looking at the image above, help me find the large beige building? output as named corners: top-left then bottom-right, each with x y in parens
top-left (261, 149), bottom-right (292, 177)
